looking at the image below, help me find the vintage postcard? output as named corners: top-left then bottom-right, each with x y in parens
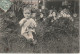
top-left (0, 0), bottom-right (79, 53)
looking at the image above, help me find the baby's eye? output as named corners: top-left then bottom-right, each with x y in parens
top-left (25, 13), bottom-right (30, 14)
top-left (25, 13), bottom-right (28, 14)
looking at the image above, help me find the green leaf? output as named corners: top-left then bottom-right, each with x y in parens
top-left (0, 0), bottom-right (13, 12)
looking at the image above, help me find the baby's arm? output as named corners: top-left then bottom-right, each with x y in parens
top-left (28, 19), bottom-right (37, 33)
top-left (19, 18), bottom-right (26, 27)
top-left (32, 19), bottom-right (37, 28)
top-left (29, 20), bottom-right (37, 28)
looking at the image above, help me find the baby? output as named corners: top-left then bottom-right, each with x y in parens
top-left (19, 7), bottom-right (37, 45)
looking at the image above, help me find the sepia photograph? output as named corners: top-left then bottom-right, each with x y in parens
top-left (0, 0), bottom-right (79, 53)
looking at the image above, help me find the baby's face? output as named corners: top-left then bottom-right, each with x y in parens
top-left (23, 10), bottom-right (31, 18)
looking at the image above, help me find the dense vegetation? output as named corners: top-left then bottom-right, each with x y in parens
top-left (0, 0), bottom-right (79, 53)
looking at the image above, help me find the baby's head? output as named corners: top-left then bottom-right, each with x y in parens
top-left (23, 7), bottom-right (31, 18)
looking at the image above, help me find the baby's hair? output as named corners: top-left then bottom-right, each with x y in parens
top-left (23, 7), bottom-right (31, 13)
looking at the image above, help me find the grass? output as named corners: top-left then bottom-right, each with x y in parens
top-left (0, 14), bottom-right (79, 53)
